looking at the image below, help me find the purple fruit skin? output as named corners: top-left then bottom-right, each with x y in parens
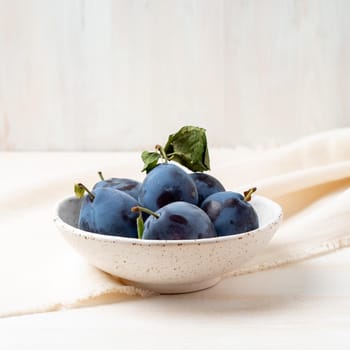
top-left (201, 191), bottom-right (259, 236)
top-left (142, 201), bottom-right (216, 240)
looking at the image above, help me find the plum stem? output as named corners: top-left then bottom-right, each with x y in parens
top-left (98, 171), bottom-right (105, 181)
top-left (243, 187), bottom-right (257, 201)
top-left (131, 206), bottom-right (160, 219)
top-left (155, 144), bottom-right (168, 163)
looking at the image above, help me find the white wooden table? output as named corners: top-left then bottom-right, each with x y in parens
top-left (2, 247), bottom-right (350, 350)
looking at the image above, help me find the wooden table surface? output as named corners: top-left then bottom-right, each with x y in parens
top-left (2, 247), bottom-right (350, 350)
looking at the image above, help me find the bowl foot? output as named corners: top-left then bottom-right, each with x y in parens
top-left (121, 276), bottom-right (222, 294)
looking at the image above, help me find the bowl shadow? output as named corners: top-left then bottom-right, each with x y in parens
top-left (139, 260), bottom-right (316, 315)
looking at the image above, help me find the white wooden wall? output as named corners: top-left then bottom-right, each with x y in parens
top-left (0, 0), bottom-right (350, 150)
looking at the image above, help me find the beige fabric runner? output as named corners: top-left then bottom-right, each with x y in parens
top-left (1, 128), bottom-right (350, 318)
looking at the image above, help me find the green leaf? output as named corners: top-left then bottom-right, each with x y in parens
top-left (74, 183), bottom-right (85, 198)
top-left (164, 125), bottom-right (210, 172)
top-left (141, 151), bottom-right (161, 173)
top-left (136, 213), bottom-right (144, 239)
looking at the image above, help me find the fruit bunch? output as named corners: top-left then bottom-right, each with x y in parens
top-left (75, 126), bottom-right (259, 240)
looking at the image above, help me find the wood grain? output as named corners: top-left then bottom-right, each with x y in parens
top-left (0, 0), bottom-right (350, 150)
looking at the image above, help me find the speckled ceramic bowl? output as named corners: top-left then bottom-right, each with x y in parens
top-left (54, 195), bottom-right (282, 294)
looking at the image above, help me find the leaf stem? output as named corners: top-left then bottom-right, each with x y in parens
top-left (155, 144), bottom-right (168, 163)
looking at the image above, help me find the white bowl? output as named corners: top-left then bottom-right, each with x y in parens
top-left (53, 195), bottom-right (282, 294)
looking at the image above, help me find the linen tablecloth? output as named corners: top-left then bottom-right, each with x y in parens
top-left (1, 128), bottom-right (350, 318)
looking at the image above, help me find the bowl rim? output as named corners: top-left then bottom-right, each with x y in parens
top-left (53, 195), bottom-right (283, 246)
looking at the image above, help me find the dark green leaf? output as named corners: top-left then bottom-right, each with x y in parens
top-left (164, 126), bottom-right (210, 172)
top-left (141, 151), bottom-right (161, 173)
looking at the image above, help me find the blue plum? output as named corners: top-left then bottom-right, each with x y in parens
top-left (142, 201), bottom-right (216, 240)
top-left (93, 176), bottom-right (141, 200)
top-left (78, 187), bottom-right (139, 238)
top-left (201, 190), bottom-right (259, 236)
top-left (189, 172), bottom-right (225, 205)
top-left (138, 163), bottom-right (198, 211)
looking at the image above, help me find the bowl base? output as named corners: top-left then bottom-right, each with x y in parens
top-left (121, 276), bottom-right (222, 294)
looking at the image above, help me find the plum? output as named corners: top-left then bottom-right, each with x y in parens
top-left (77, 185), bottom-right (139, 238)
top-left (93, 172), bottom-right (141, 200)
top-left (135, 201), bottom-right (216, 240)
top-left (201, 189), bottom-right (259, 236)
top-left (189, 172), bottom-right (225, 205)
top-left (138, 163), bottom-right (198, 211)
